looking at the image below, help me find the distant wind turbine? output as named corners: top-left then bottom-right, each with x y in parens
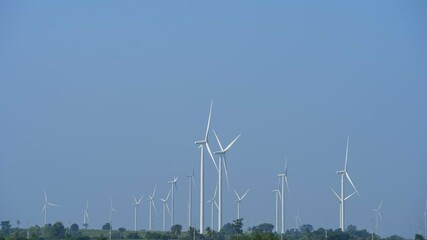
top-left (213, 129), bottom-right (241, 231)
top-left (207, 181), bottom-right (219, 230)
top-left (160, 188), bottom-right (171, 231)
top-left (295, 207), bottom-right (303, 229)
top-left (372, 200), bottom-right (383, 234)
top-left (40, 189), bottom-right (61, 225)
top-left (109, 198), bottom-right (117, 240)
top-left (168, 176), bottom-right (178, 226)
top-left (234, 189), bottom-right (249, 219)
top-left (133, 195), bottom-right (143, 232)
top-left (277, 160), bottom-right (290, 235)
top-left (331, 137), bottom-right (359, 231)
top-left (194, 100), bottom-right (218, 234)
top-left (186, 163), bottom-right (196, 228)
top-left (148, 185), bottom-right (157, 231)
top-left (83, 198), bottom-right (90, 229)
top-left (422, 199), bottom-right (427, 239)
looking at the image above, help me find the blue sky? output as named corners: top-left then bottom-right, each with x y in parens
top-left (1, 1), bottom-right (426, 238)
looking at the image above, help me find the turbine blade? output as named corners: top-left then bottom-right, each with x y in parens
top-left (212, 129), bottom-right (224, 151)
top-left (134, 196), bottom-right (138, 204)
top-left (166, 203), bottom-right (171, 216)
top-left (345, 173), bottom-right (359, 195)
top-left (205, 142), bottom-right (219, 172)
top-left (214, 200), bottom-right (219, 210)
top-left (48, 203), bottom-right (61, 207)
top-left (331, 189), bottom-right (340, 200)
top-left (345, 136), bottom-right (349, 171)
top-left (242, 189), bottom-right (249, 199)
top-left (223, 156), bottom-right (230, 192)
top-left (86, 198), bottom-right (89, 210)
top-left (40, 205), bottom-right (46, 215)
top-left (285, 176), bottom-right (290, 193)
top-left (344, 191), bottom-right (357, 201)
top-left (234, 190), bottom-right (240, 199)
top-left (214, 180), bottom-right (218, 198)
top-left (378, 200), bottom-right (383, 210)
top-left (44, 189), bottom-right (47, 202)
top-left (137, 195), bottom-right (143, 204)
top-left (204, 100), bottom-right (213, 141)
top-left (152, 185), bottom-right (157, 197)
top-left (378, 212), bottom-right (383, 220)
top-left (192, 176), bottom-right (196, 186)
top-left (224, 134), bottom-right (241, 152)
top-left (166, 187), bottom-right (172, 201)
top-left (86, 212), bottom-right (90, 223)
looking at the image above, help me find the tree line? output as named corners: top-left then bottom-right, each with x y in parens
top-left (1, 219), bottom-right (424, 240)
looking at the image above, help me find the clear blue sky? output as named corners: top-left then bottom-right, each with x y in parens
top-left (1, 1), bottom-right (426, 238)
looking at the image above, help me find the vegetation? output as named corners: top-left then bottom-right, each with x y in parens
top-left (0, 218), bottom-right (417, 240)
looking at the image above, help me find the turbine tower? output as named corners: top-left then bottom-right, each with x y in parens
top-left (277, 160), bottom-right (289, 236)
top-left (194, 100), bottom-right (218, 234)
top-left (186, 164), bottom-right (196, 228)
top-left (133, 195), bottom-right (143, 232)
top-left (83, 198), bottom-right (90, 229)
top-left (168, 176), bottom-right (178, 226)
top-left (160, 188), bottom-right (171, 231)
top-left (372, 200), bottom-right (383, 234)
top-left (234, 189), bottom-right (249, 219)
top-left (40, 189), bottom-right (60, 225)
top-left (148, 185), bottom-right (157, 231)
top-left (331, 137), bottom-right (359, 231)
top-left (109, 198), bottom-right (117, 240)
top-left (213, 130), bottom-right (241, 231)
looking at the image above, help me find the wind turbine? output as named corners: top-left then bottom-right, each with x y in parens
top-left (277, 160), bottom-right (289, 235)
top-left (186, 163), bottom-right (196, 228)
top-left (272, 188), bottom-right (281, 233)
top-left (213, 130), bottom-right (241, 231)
top-left (40, 189), bottom-right (61, 225)
top-left (160, 188), bottom-right (171, 231)
top-left (207, 181), bottom-right (219, 230)
top-left (148, 185), bottom-right (158, 231)
top-left (83, 198), bottom-right (90, 229)
top-left (168, 176), bottom-right (178, 226)
top-left (372, 200), bottom-right (383, 234)
top-left (194, 100), bottom-right (218, 234)
top-left (331, 137), bottom-right (359, 231)
top-left (234, 189), bottom-right (249, 219)
top-left (109, 198), bottom-right (117, 240)
top-left (133, 195), bottom-right (143, 232)
top-left (295, 207), bottom-right (303, 229)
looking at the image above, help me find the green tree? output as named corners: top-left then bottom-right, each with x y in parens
top-left (51, 221), bottom-right (66, 239)
top-left (70, 223), bottom-right (79, 236)
top-left (118, 227), bottom-right (126, 238)
top-left (232, 218), bottom-right (243, 235)
top-left (249, 223), bottom-right (274, 233)
top-left (102, 223), bottom-right (111, 230)
top-left (415, 234), bottom-right (425, 240)
top-left (171, 224), bottom-right (182, 236)
top-left (1, 221), bottom-right (11, 236)
top-left (16, 220), bottom-right (20, 230)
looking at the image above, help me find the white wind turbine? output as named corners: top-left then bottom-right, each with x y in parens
top-left (194, 100), bottom-right (218, 234)
top-left (83, 198), bottom-right (90, 229)
top-left (213, 130), bottom-right (241, 231)
top-left (186, 164), bottom-right (196, 228)
top-left (160, 188), bottom-right (171, 231)
top-left (148, 185), bottom-right (158, 231)
top-left (168, 176), bottom-right (178, 226)
top-left (272, 188), bottom-right (281, 233)
top-left (234, 189), bottom-right (249, 220)
top-left (277, 160), bottom-right (290, 236)
top-left (295, 207), bottom-right (303, 229)
top-left (372, 200), bottom-right (383, 234)
top-left (331, 137), bottom-right (359, 231)
top-left (40, 189), bottom-right (61, 225)
top-left (109, 198), bottom-right (117, 240)
top-left (207, 182), bottom-right (219, 230)
top-left (133, 195), bottom-right (143, 232)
